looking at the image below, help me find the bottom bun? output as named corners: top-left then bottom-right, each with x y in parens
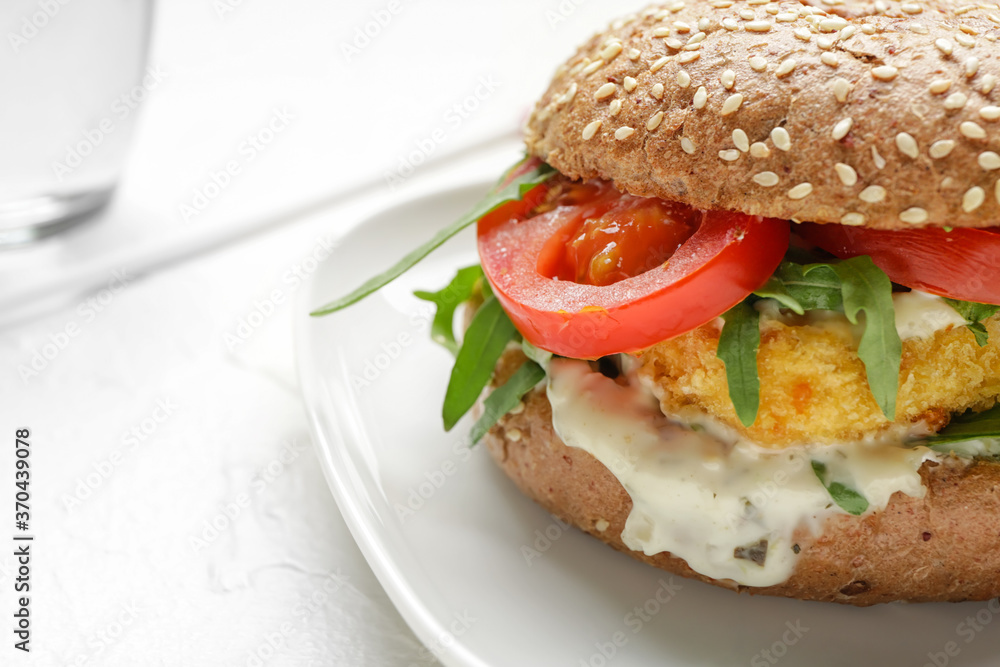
top-left (484, 351), bottom-right (1000, 606)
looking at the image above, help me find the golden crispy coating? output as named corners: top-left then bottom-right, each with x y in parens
top-left (638, 315), bottom-right (1000, 447)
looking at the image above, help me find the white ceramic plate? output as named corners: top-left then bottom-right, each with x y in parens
top-left (296, 179), bottom-right (1000, 667)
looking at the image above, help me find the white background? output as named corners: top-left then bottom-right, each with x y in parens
top-left (0, 1), bottom-right (650, 666)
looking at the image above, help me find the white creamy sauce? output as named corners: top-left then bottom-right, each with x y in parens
top-left (754, 289), bottom-right (966, 341)
top-left (547, 358), bottom-right (935, 587)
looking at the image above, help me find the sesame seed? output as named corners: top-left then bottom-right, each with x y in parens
top-left (582, 59), bottom-right (605, 75)
top-left (929, 140), bottom-right (956, 158)
top-left (733, 129), bottom-right (750, 152)
top-left (817, 36), bottom-right (835, 50)
top-left (983, 75), bottom-right (998, 94)
top-left (901, 2), bottom-right (922, 13)
top-left (771, 126), bottom-right (791, 151)
top-left (929, 79), bottom-right (952, 94)
top-left (582, 120), bottom-right (602, 140)
top-left (506, 428), bottom-right (522, 442)
top-left (693, 86), bottom-right (708, 109)
top-left (966, 57), bottom-right (980, 77)
top-left (628, 48), bottom-right (641, 61)
top-left (651, 83), bottom-right (665, 100)
top-left (615, 126), bottom-right (635, 141)
top-left (980, 106), bottom-right (1000, 121)
top-left (832, 117), bottom-right (853, 140)
top-left (674, 20), bottom-right (691, 32)
top-left (840, 25), bottom-right (857, 40)
top-left (721, 93), bottom-right (744, 116)
top-left (665, 38), bottom-right (683, 49)
top-left (670, 1), bottom-right (686, 11)
top-left (872, 66), bottom-right (899, 81)
top-left (835, 163), bottom-right (858, 186)
top-left (688, 31), bottom-right (707, 44)
top-left (776, 12), bottom-right (798, 21)
top-left (609, 99), bottom-right (623, 116)
top-left (872, 146), bottom-right (887, 170)
top-left (899, 207), bottom-right (929, 224)
top-left (676, 70), bottom-right (691, 88)
top-left (821, 53), bottom-right (839, 67)
top-left (820, 16), bottom-right (848, 31)
top-left (509, 400), bottom-right (525, 415)
top-left (698, 17), bottom-right (711, 31)
top-left (601, 42), bottom-right (623, 61)
top-left (749, 56), bottom-right (768, 72)
top-left (745, 20), bottom-right (772, 32)
top-left (560, 83), bottom-right (578, 105)
top-left (832, 78), bottom-right (851, 103)
top-left (859, 185), bottom-right (887, 203)
top-left (624, 76), bottom-right (637, 92)
top-left (595, 82), bottom-right (616, 100)
top-left (722, 18), bottom-right (739, 30)
top-left (895, 132), bottom-right (919, 158)
top-left (935, 38), bottom-right (954, 55)
top-left (753, 171), bottom-right (779, 186)
top-left (841, 212), bottom-right (866, 226)
top-left (861, 23), bottom-right (876, 34)
top-left (678, 51), bottom-right (701, 64)
top-left (961, 121), bottom-right (987, 139)
top-left (910, 22), bottom-right (929, 34)
top-left (944, 93), bottom-right (968, 110)
top-left (650, 56), bottom-right (670, 73)
top-left (739, 8), bottom-right (756, 19)
top-left (681, 137), bottom-right (696, 154)
top-left (788, 183), bottom-right (814, 199)
top-left (980, 151), bottom-right (1000, 170)
top-left (653, 26), bottom-right (672, 38)
top-left (647, 110), bottom-right (665, 131)
top-left (956, 33), bottom-right (976, 47)
top-left (750, 142), bottom-right (771, 158)
top-left (719, 149), bottom-right (741, 161)
top-left (776, 59), bottom-right (797, 77)
top-left (721, 69), bottom-right (736, 89)
top-left (963, 186), bottom-right (986, 212)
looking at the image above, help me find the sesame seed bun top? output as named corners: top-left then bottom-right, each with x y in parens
top-left (524, 0), bottom-right (1000, 229)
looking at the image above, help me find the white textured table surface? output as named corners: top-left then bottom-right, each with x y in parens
top-left (1, 1), bottom-right (650, 666)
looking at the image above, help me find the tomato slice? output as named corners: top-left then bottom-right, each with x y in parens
top-left (477, 178), bottom-right (790, 358)
top-left (797, 223), bottom-right (1000, 305)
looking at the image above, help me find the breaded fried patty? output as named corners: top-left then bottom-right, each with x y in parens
top-left (638, 313), bottom-right (1000, 448)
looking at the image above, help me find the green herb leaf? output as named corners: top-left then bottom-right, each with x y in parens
top-left (811, 461), bottom-right (869, 515)
top-left (468, 360), bottom-right (545, 444)
top-left (717, 300), bottom-right (761, 427)
top-left (414, 265), bottom-right (483, 355)
top-left (831, 256), bottom-right (901, 421)
top-left (442, 295), bottom-right (517, 431)
top-left (310, 159), bottom-right (555, 316)
top-left (754, 261), bottom-right (842, 313)
top-left (919, 403), bottom-right (1000, 446)
top-left (943, 298), bottom-right (1000, 347)
top-left (521, 339), bottom-right (553, 371)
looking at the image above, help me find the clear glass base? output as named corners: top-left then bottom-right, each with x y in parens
top-left (0, 188), bottom-right (114, 246)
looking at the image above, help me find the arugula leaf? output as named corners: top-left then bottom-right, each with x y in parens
top-left (831, 256), bottom-right (901, 421)
top-left (311, 159), bottom-right (555, 316)
top-left (811, 461), bottom-right (869, 515)
top-left (468, 360), bottom-right (545, 444)
top-left (943, 298), bottom-right (1000, 347)
top-left (442, 295), bottom-right (517, 431)
top-left (919, 403), bottom-right (1000, 446)
top-left (754, 261), bottom-right (842, 313)
top-left (414, 265), bottom-right (483, 355)
top-left (717, 300), bottom-right (761, 428)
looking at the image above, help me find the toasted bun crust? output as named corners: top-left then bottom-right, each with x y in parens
top-left (485, 350), bottom-right (1000, 605)
top-left (525, 0), bottom-right (1000, 230)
